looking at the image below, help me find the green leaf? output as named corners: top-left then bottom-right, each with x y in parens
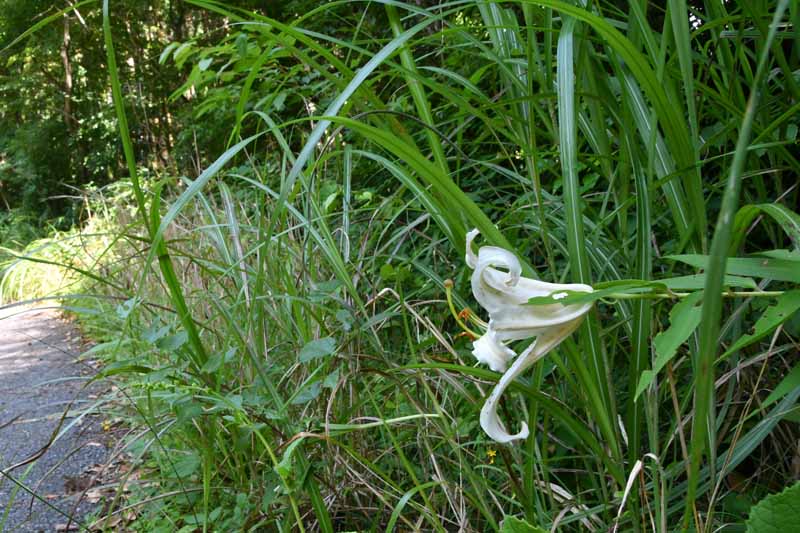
top-left (173, 454), bottom-right (201, 478)
top-left (291, 382), bottom-right (322, 405)
top-left (115, 297), bottom-right (138, 319)
top-left (201, 352), bottom-right (224, 373)
top-left (157, 331), bottom-right (188, 351)
top-left (731, 203), bottom-right (800, 253)
top-left (335, 309), bottom-right (353, 332)
top-left (142, 323), bottom-right (170, 344)
top-left (261, 476), bottom-right (280, 511)
top-left (763, 363), bottom-right (800, 409)
top-left (81, 339), bottom-right (129, 357)
top-left (635, 291), bottom-right (704, 399)
top-left (746, 481), bottom-right (800, 532)
top-left (499, 516), bottom-right (548, 533)
top-left (158, 42), bottom-right (179, 64)
top-left (275, 436), bottom-right (306, 482)
top-left (527, 280), bottom-right (665, 306)
top-left (323, 369), bottom-right (340, 389)
top-left (98, 362), bottom-right (153, 378)
top-left (667, 254), bottom-right (800, 283)
top-left (719, 291), bottom-right (800, 362)
top-left (760, 250), bottom-right (800, 261)
top-left (660, 274), bottom-right (757, 290)
top-left (379, 263), bottom-right (396, 281)
top-left (299, 337), bottom-right (337, 363)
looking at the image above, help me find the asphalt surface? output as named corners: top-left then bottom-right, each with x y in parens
top-left (0, 306), bottom-right (109, 532)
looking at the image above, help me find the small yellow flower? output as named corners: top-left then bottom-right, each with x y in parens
top-left (486, 448), bottom-right (497, 465)
top-left (102, 419), bottom-right (112, 432)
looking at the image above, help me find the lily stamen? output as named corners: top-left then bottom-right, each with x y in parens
top-left (455, 331), bottom-right (477, 341)
top-left (444, 279), bottom-right (483, 339)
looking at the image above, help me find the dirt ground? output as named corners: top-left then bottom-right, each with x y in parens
top-left (0, 306), bottom-right (111, 532)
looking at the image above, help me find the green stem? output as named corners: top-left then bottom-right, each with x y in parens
top-left (252, 427), bottom-right (306, 533)
top-left (605, 290), bottom-right (784, 301)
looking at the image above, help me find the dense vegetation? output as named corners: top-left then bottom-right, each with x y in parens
top-left (1, 1), bottom-right (799, 531)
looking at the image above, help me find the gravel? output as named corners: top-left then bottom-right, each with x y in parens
top-left (0, 306), bottom-right (110, 532)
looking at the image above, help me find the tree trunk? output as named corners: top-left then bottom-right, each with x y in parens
top-left (60, 15), bottom-right (74, 133)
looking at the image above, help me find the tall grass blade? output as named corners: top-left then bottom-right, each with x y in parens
top-left (687, 2), bottom-right (790, 528)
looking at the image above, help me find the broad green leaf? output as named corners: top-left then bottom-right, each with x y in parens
top-left (142, 323), bottom-right (170, 344)
top-left (158, 41), bottom-right (179, 64)
top-left (173, 454), bottom-right (201, 478)
top-left (667, 254), bottom-right (800, 283)
top-left (201, 352), bottom-right (224, 373)
top-left (81, 339), bottom-right (129, 356)
top-left (291, 382), bottom-right (322, 404)
top-left (323, 369), bottom-right (340, 389)
top-left (635, 291), bottom-right (704, 399)
top-left (746, 481), bottom-right (800, 533)
top-left (299, 337), bottom-right (337, 363)
top-left (759, 250), bottom-right (800, 261)
top-left (660, 274), bottom-right (757, 290)
top-left (98, 362), bottom-right (153, 378)
top-left (500, 516), bottom-right (548, 533)
top-left (719, 291), bottom-right (800, 362)
top-left (157, 331), bottom-right (189, 351)
top-left (783, 411), bottom-right (800, 423)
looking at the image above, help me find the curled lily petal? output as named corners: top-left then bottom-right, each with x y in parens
top-left (479, 322), bottom-right (582, 443)
top-left (471, 245), bottom-right (522, 314)
top-left (472, 328), bottom-right (515, 373)
top-left (465, 228), bottom-right (480, 269)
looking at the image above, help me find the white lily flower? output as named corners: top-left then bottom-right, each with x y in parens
top-left (465, 229), bottom-right (593, 443)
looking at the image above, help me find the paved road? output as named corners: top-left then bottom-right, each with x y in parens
top-left (0, 306), bottom-right (109, 532)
